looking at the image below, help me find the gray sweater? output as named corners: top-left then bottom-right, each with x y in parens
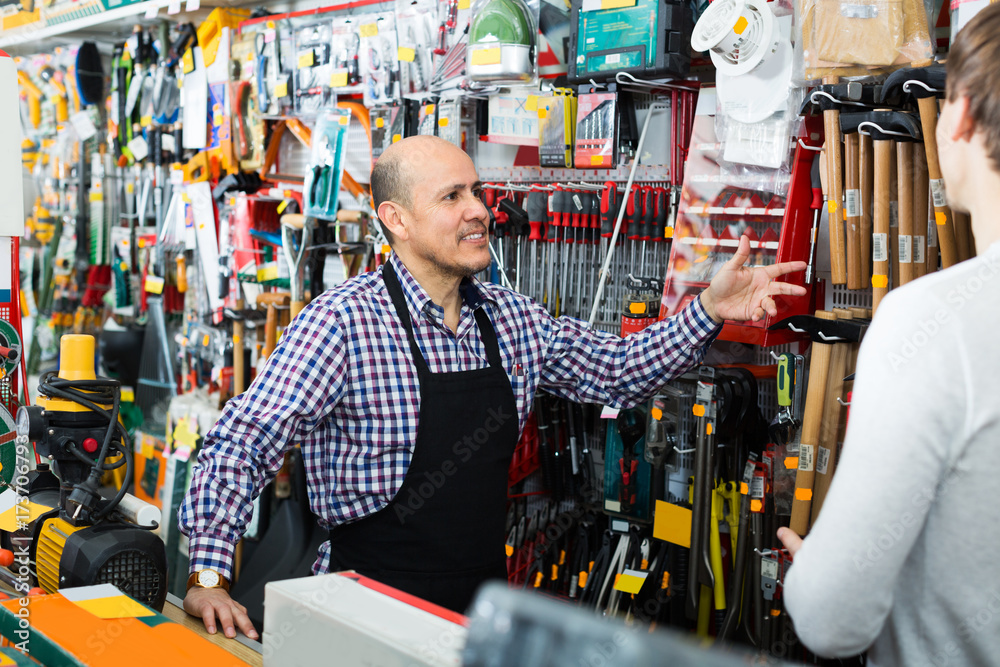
top-left (783, 240), bottom-right (1000, 666)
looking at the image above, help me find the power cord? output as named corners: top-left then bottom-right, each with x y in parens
top-left (36, 372), bottom-right (132, 521)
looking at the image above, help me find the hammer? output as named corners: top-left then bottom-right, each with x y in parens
top-left (257, 292), bottom-right (291, 360)
top-left (841, 110), bottom-right (922, 313)
top-left (881, 62), bottom-right (958, 269)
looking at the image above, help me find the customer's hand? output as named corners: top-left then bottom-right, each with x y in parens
top-left (184, 586), bottom-right (258, 641)
top-left (777, 527), bottom-right (804, 558)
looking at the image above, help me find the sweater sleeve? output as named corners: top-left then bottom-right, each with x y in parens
top-left (782, 286), bottom-right (965, 657)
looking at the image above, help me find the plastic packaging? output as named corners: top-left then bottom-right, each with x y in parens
top-left (394, 0), bottom-right (437, 95)
top-left (358, 12), bottom-right (401, 107)
top-left (575, 92), bottom-right (616, 169)
top-left (303, 109), bottom-right (349, 221)
top-left (292, 21), bottom-right (334, 116)
top-left (329, 18), bottom-right (362, 94)
top-left (538, 89), bottom-right (576, 167)
top-left (796, 0), bottom-right (934, 81)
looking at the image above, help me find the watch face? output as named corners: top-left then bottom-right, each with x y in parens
top-left (198, 570), bottom-right (220, 587)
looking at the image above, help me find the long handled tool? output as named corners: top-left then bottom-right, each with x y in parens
top-left (842, 110), bottom-right (922, 312)
top-left (788, 310), bottom-right (836, 535)
top-left (912, 144), bottom-right (929, 279)
top-left (820, 78), bottom-right (848, 285)
top-left (881, 62), bottom-right (957, 269)
top-left (896, 140), bottom-right (917, 286)
top-left (809, 309), bottom-right (852, 523)
top-left (279, 213), bottom-right (314, 319)
top-left (843, 131), bottom-right (864, 288)
top-left (687, 367), bottom-right (716, 624)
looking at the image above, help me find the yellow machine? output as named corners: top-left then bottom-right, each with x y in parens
top-left (12, 335), bottom-right (167, 609)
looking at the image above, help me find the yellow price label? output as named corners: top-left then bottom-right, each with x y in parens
top-left (392, 133), bottom-right (402, 143)
top-left (458, 0), bottom-right (470, 8)
top-left (590, 155), bottom-right (605, 165)
top-left (525, 95), bottom-right (539, 112)
top-left (397, 47), bottom-right (415, 62)
top-left (375, 117), bottom-right (384, 128)
top-left (438, 117), bottom-right (450, 127)
top-left (330, 71), bottom-right (349, 87)
top-left (359, 22), bottom-right (378, 38)
top-left (274, 81), bottom-right (288, 98)
top-left (144, 275), bottom-right (165, 295)
top-left (297, 51), bottom-right (315, 69)
top-left (471, 47), bottom-right (502, 67)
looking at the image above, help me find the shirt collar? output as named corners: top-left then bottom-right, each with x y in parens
top-left (388, 255), bottom-right (491, 327)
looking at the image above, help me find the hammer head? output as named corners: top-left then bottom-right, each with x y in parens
top-left (840, 109), bottom-right (923, 141)
top-left (881, 62), bottom-right (947, 102)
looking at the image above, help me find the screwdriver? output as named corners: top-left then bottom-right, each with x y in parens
top-left (526, 190), bottom-right (548, 303)
top-left (805, 152), bottom-right (823, 284)
top-left (639, 186), bottom-right (656, 275)
top-left (653, 187), bottom-right (669, 280)
top-left (600, 182), bottom-right (620, 324)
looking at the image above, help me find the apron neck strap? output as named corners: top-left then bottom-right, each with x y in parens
top-left (382, 262), bottom-right (503, 371)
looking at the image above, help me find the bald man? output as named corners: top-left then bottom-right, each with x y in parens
top-left (179, 136), bottom-right (806, 637)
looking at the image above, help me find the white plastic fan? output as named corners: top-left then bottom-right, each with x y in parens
top-left (691, 0), bottom-right (781, 76)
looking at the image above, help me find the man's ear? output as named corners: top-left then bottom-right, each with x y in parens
top-left (377, 201), bottom-right (409, 242)
top-left (949, 94), bottom-right (977, 143)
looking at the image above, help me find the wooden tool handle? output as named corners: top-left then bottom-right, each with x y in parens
top-left (954, 211), bottom-right (973, 262)
top-left (790, 310), bottom-right (837, 535)
top-left (263, 305), bottom-right (278, 360)
top-left (844, 133), bottom-right (862, 289)
top-left (859, 132), bottom-right (874, 286)
top-left (336, 209), bottom-right (369, 224)
top-left (896, 142), bottom-right (915, 286)
top-left (873, 140), bottom-right (893, 314)
top-left (824, 124), bottom-right (847, 284)
top-left (281, 213), bottom-right (306, 230)
top-left (290, 300), bottom-right (306, 320)
top-left (233, 298), bottom-right (245, 396)
top-left (912, 144), bottom-right (929, 279)
top-left (916, 96), bottom-right (958, 268)
top-left (811, 310), bottom-right (851, 524)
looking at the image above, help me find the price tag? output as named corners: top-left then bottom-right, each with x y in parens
top-left (330, 71), bottom-right (349, 87)
top-left (274, 81), bottom-right (288, 98)
top-left (127, 136), bottom-right (149, 162)
top-left (458, 0), bottom-right (470, 8)
top-left (168, 0), bottom-right (181, 14)
top-left (397, 47), bottom-right (415, 62)
top-left (298, 51), bottom-right (315, 69)
top-left (359, 22), bottom-right (378, 38)
top-left (898, 235), bottom-right (912, 263)
top-left (816, 446), bottom-right (831, 475)
top-left (70, 111), bottom-right (97, 141)
top-left (930, 178), bottom-right (947, 207)
top-left (145, 275), bottom-right (165, 294)
top-left (471, 47), bottom-right (502, 67)
top-left (375, 117), bottom-right (384, 128)
top-left (525, 95), bottom-right (539, 112)
top-left (873, 232), bottom-right (888, 262)
top-left (798, 444), bottom-right (815, 472)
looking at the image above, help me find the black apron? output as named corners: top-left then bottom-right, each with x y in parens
top-left (327, 262), bottom-right (519, 612)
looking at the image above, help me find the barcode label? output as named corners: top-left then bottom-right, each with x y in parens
top-left (816, 446), bottom-right (831, 475)
top-left (761, 558), bottom-right (779, 580)
top-left (573, 194), bottom-right (584, 211)
top-left (914, 236), bottom-right (926, 263)
top-left (873, 233), bottom-right (889, 262)
top-left (798, 444), bottom-right (815, 472)
top-left (930, 179), bottom-right (947, 207)
top-left (743, 460), bottom-right (756, 485)
top-left (899, 235), bottom-right (912, 263)
top-left (889, 201), bottom-right (899, 228)
top-left (845, 189), bottom-right (861, 218)
top-left (927, 216), bottom-right (938, 246)
top-left (750, 475), bottom-right (765, 499)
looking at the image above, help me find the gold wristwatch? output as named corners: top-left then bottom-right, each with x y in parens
top-left (187, 569), bottom-right (230, 592)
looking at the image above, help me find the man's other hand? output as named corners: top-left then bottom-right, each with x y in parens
top-left (184, 586), bottom-right (259, 641)
top-left (777, 527), bottom-right (804, 558)
top-left (700, 235), bottom-right (808, 323)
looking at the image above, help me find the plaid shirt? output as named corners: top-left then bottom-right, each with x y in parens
top-left (178, 255), bottom-right (720, 580)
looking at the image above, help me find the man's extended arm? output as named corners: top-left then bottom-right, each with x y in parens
top-left (176, 301), bottom-right (347, 636)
